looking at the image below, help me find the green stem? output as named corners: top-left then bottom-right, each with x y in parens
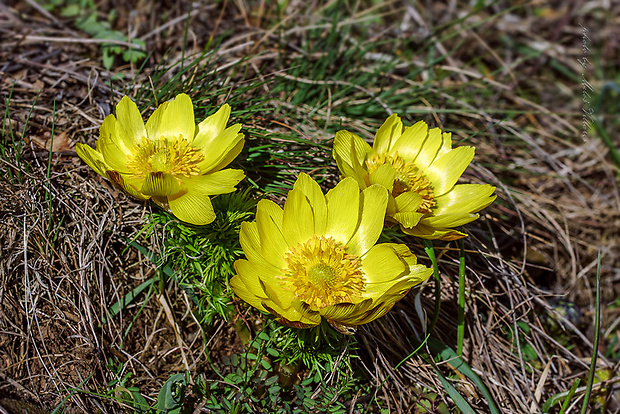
top-left (422, 239), bottom-right (441, 335)
top-left (457, 238), bottom-right (465, 356)
top-left (580, 252), bottom-right (601, 414)
top-left (46, 100), bottom-right (56, 234)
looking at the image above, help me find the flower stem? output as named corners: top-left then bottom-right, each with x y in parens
top-left (422, 239), bottom-right (441, 335)
top-left (457, 238), bottom-right (466, 356)
top-left (580, 251), bottom-right (601, 414)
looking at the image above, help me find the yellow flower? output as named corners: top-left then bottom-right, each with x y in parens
top-left (76, 94), bottom-right (245, 225)
top-left (230, 173), bottom-right (432, 334)
top-left (333, 114), bottom-right (496, 240)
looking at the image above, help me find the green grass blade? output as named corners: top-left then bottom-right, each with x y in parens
top-left (580, 251), bottom-right (601, 414)
top-left (433, 366), bottom-right (476, 414)
top-left (427, 336), bottom-right (501, 414)
top-left (101, 277), bottom-right (154, 325)
top-left (542, 378), bottom-right (581, 413)
top-left (51, 372), bottom-right (95, 414)
top-left (128, 240), bottom-right (200, 307)
top-left (458, 238), bottom-right (465, 356)
top-left (128, 240), bottom-right (176, 278)
top-left (46, 100), bottom-right (56, 233)
top-left (561, 378), bottom-right (581, 413)
top-left (422, 239), bottom-right (441, 336)
top-left (592, 118), bottom-right (620, 179)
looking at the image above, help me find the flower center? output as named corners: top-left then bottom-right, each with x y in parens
top-left (366, 152), bottom-right (436, 214)
top-left (126, 136), bottom-right (204, 178)
top-left (282, 235), bottom-right (365, 309)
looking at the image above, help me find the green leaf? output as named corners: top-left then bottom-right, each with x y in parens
top-left (427, 337), bottom-right (501, 414)
top-left (102, 47), bottom-right (114, 70)
top-left (95, 29), bottom-right (126, 42)
top-left (101, 277), bottom-right (154, 325)
top-left (157, 373), bottom-right (187, 413)
top-left (130, 390), bottom-right (149, 414)
top-left (123, 48), bottom-right (146, 64)
top-left (60, 4), bottom-right (81, 17)
top-left (433, 368), bottom-right (476, 413)
top-left (75, 12), bottom-right (108, 35)
top-left (542, 378), bottom-right (581, 412)
top-left (266, 348), bottom-right (280, 357)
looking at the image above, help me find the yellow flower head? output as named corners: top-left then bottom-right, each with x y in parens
top-left (333, 114), bottom-right (496, 240)
top-left (230, 173), bottom-right (432, 334)
top-left (76, 94), bottom-right (245, 225)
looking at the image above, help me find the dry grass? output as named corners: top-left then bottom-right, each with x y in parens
top-left (1, 0), bottom-right (619, 413)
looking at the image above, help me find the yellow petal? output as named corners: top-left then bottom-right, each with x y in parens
top-left (395, 191), bottom-right (422, 213)
top-left (363, 244), bottom-right (431, 298)
top-left (76, 143), bottom-right (108, 177)
top-left (115, 96), bottom-right (147, 149)
top-left (238, 223), bottom-right (292, 306)
top-left (392, 211), bottom-right (424, 228)
top-left (368, 163), bottom-right (396, 192)
top-left (433, 184), bottom-right (496, 215)
top-left (257, 198), bottom-right (283, 227)
top-left (320, 299), bottom-right (372, 324)
top-left (421, 212), bottom-right (479, 228)
top-left (332, 296), bottom-right (403, 326)
top-left (141, 172), bottom-right (181, 197)
top-left (347, 301), bottom-right (394, 325)
top-left (234, 258), bottom-right (294, 310)
top-left (373, 114), bottom-right (402, 154)
top-left (361, 244), bottom-right (406, 286)
top-left (185, 169), bottom-right (245, 195)
top-left (326, 320), bottom-right (358, 334)
top-left (207, 132), bottom-right (245, 173)
top-left (96, 114), bottom-right (130, 173)
top-left (386, 194), bottom-right (397, 217)
top-left (151, 94), bottom-right (196, 142)
top-left (239, 222), bottom-right (267, 266)
top-left (347, 184), bottom-right (388, 257)
top-left (333, 130), bottom-right (370, 189)
top-left (438, 131), bottom-right (452, 157)
top-left (333, 130), bottom-right (372, 170)
top-left (390, 243), bottom-right (418, 264)
top-left (98, 137), bottom-right (130, 173)
top-left (168, 191), bottom-right (215, 225)
top-left (259, 274), bottom-right (295, 309)
top-left (400, 223), bottom-right (467, 240)
top-left (404, 263), bottom-right (433, 286)
top-left (412, 127), bottom-right (442, 170)
top-left (144, 100), bottom-right (168, 140)
top-left (256, 199), bottom-right (287, 268)
top-left (272, 303), bottom-right (321, 327)
top-left (325, 178), bottom-right (360, 245)
top-left (390, 120), bottom-right (428, 161)
top-left (196, 124), bottom-right (244, 173)
top-left (192, 104), bottom-right (232, 149)
top-left (292, 173), bottom-right (327, 235)
top-left (230, 267), bottom-right (269, 312)
top-left (320, 303), bottom-right (358, 321)
top-left (96, 114), bottom-right (117, 151)
top-left (391, 191), bottom-right (424, 227)
top-left (282, 188), bottom-right (314, 248)
top-left (424, 146), bottom-right (474, 196)
top-left (106, 171), bottom-right (149, 200)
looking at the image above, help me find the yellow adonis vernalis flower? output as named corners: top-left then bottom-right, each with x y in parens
top-left (333, 114), bottom-right (496, 240)
top-left (229, 172), bottom-right (432, 334)
top-left (76, 94), bottom-right (245, 225)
